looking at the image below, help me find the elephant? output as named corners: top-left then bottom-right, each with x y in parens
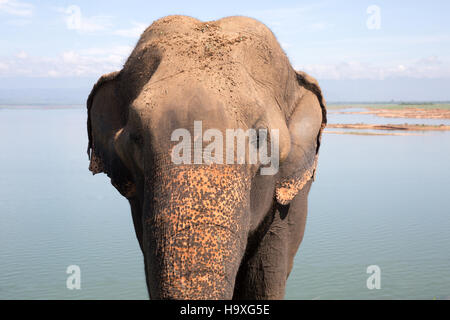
top-left (86, 15), bottom-right (327, 300)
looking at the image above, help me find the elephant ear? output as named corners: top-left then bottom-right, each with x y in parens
top-left (275, 71), bottom-right (327, 205)
top-left (87, 71), bottom-right (136, 198)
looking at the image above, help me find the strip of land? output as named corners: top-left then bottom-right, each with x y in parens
top-left (329, 107), bottom-right (450, 119)
top-left (326, 123), bottom-right (450, 131)
top-left (324, 130), bottom-right (421, 136)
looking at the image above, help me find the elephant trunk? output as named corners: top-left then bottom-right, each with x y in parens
top-left (144, 163), bottom-right (251, 299)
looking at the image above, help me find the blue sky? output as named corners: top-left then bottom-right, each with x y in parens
top-left (0, 0), bottom-right (449, 102)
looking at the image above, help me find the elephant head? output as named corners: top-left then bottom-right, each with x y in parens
top-left (87, 15), bottom-right (326, 299)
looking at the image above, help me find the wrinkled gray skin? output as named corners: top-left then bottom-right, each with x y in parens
top-left (87, 15), bottom-right (326, 300)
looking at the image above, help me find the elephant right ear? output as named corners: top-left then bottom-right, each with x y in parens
top-left (87, 71), bottom-right (136, 198)
top-left (87, 71), bottom-right (123, 175)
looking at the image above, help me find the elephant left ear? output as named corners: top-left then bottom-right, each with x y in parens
top-left (275, 71), bottom-right (327, 205)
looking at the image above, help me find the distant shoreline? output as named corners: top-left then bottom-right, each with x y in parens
top-left (2, 102), bottom-right (450, 111)
top-left (327, 103), bottom-right (450, 111)
top-left (0, 105), bottom-right (84, 110)
top-left (330, 108), bottom-right (450, 120)
top-left (326, 123), bottom-right (450, 131)
top-left (324, 130), bottom-right (422, 136)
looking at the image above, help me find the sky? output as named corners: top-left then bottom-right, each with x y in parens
top-left (0, 0), bottom-right (449, 103)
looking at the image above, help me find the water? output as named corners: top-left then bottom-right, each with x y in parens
top-left (0, 107), bottom-right (449, 299)
top-left (287, 130), bottom-right (450, 299)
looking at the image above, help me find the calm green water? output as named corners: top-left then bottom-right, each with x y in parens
top-left (0, 108), bottom-right (449, 299)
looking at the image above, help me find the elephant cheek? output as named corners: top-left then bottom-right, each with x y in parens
top-left (144, 164), bottom-right (251, 299)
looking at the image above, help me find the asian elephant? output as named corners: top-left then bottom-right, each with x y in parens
top-left (87, 15), bottom-right (326, 300)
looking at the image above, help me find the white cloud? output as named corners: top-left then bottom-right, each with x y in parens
top-left (397, 64), bottom-right (406, 72)
top-left (59, 5), bottom-right (113, 33)
top-left (0, 61), bottom-right (8, 71)
top-left (417, 56), bottom-right (443, 66)
top-left (0, 46), bottom-right (133, 78)
top-left (16, 50), bottom-right (27, 59)
top-left (308, 35), bottom-right (450, 48)
top-left (2, 51), bottom-right (449, 80)
top-left (47, 70), bottom-right (59, 78)
top-left (297, 56), bottom-right (450, 80)
top-left (114, 22), bottom-right (148, 38)
top-left (58, 6), bottom-right (147, 38)
top-left (61, 51), bottom-right (80, 64)
top-left (0, 0), bottom-right (33, 17)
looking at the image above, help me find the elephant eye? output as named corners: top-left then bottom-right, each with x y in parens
top-left (252, 127), bottom-right (269, 150)
top-left (129, 132), bottom-right (143, 147)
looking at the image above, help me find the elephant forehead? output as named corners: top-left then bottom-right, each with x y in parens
top-left (121, 15), bottom-right (298, 145)
top-left (126, 15), bottom-right (290, 87)
top-left (141, 15), bottom-right (276, 46)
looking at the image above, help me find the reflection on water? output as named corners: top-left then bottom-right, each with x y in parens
top-left (0, 108), bottom-right (449, 299)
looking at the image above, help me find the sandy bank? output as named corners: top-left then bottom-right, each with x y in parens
top-left (330, 108), bottom-right (450, 119)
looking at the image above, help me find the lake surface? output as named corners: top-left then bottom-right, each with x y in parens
top-left (0, 107), bottom-right (449, 299)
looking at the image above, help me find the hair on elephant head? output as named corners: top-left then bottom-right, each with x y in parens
top-left (87, 15), bottom-right (326, 300)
